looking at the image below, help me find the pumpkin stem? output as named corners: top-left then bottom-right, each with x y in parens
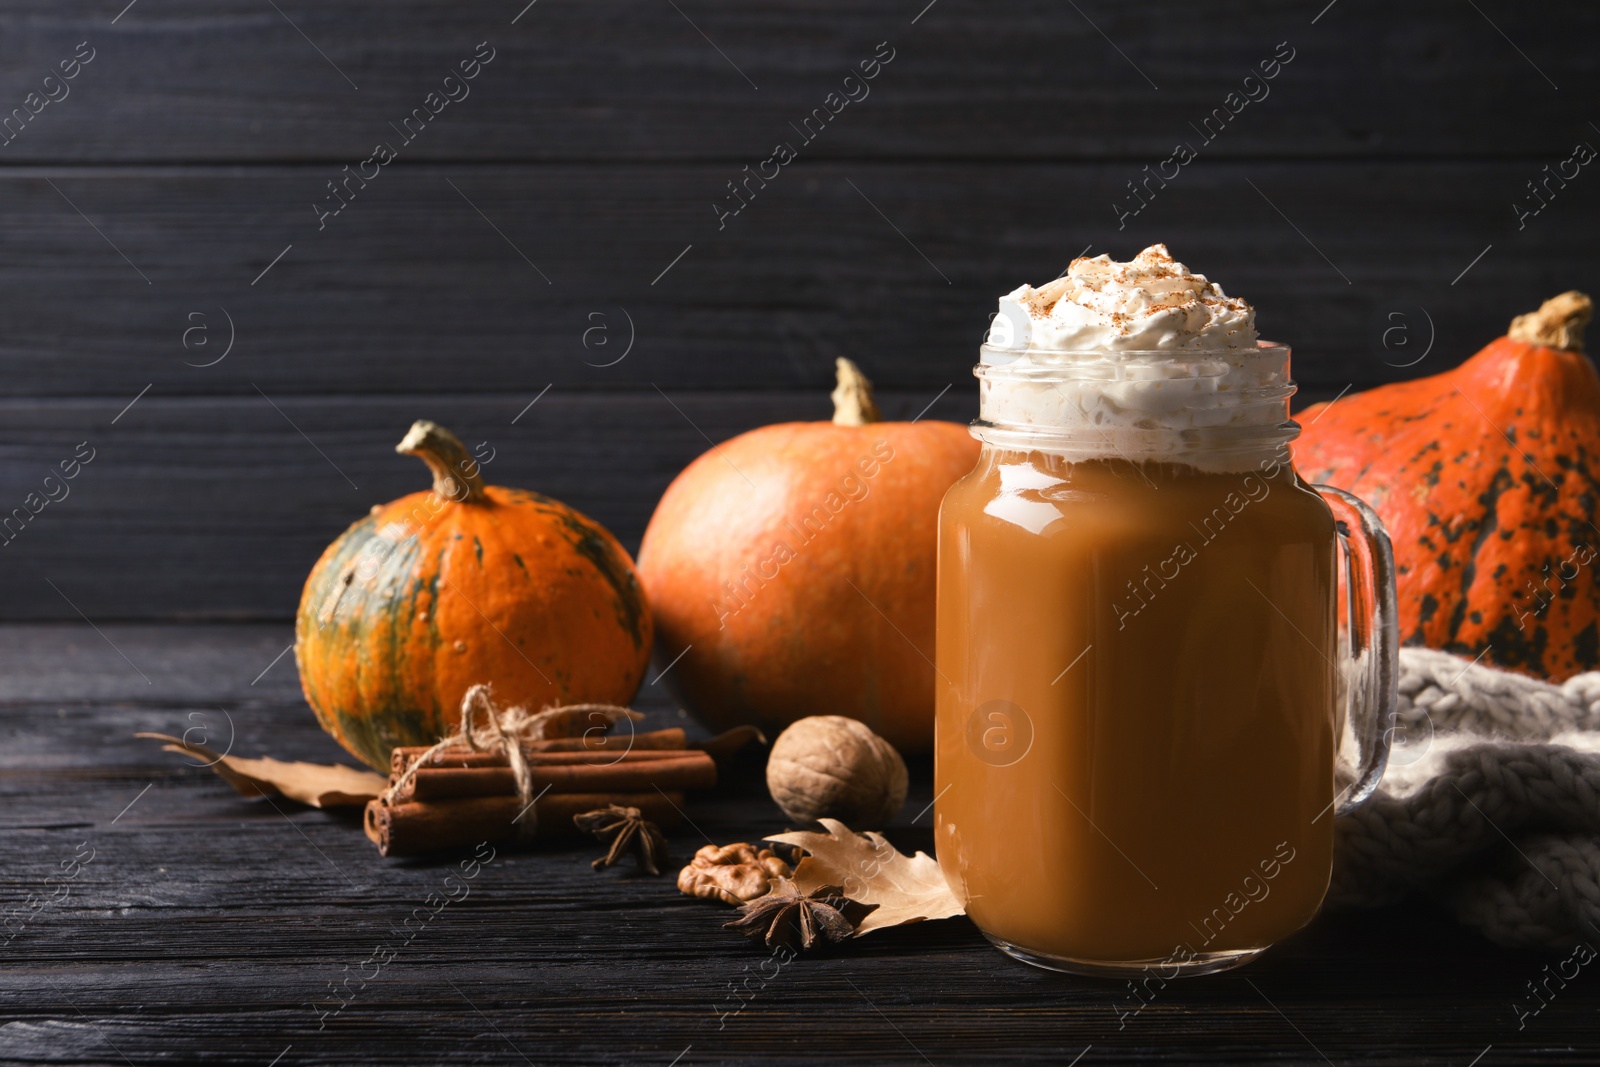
top-left (396, 420), bottom-right (489, 504)
top-left (1508, 291), bottom-right (1592, 352)
top-left (831, 358), bottom-right (881, 426)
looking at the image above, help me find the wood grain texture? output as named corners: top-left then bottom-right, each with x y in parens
top-left (0, 161), bottom-right (1595, 399)
top-left (0, 391), bottom-right (977, 620)
top-left (0, 625), bottom-right (1582, 1066)
top-left (7, 140), bottom-right (1599, 625)
top-left (0, 0), bottom-right (1593, 164)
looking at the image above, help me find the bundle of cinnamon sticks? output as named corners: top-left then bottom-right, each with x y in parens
top-left (365, 726), bottom-right (756, 857)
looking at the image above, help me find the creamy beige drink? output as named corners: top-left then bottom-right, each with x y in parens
top-left (935, 246), bottom-right (1391, 976)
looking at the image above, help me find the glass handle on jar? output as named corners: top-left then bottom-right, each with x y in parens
top-left (1315, 484), bottom-right (1399, 816)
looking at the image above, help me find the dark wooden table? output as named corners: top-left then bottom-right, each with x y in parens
top-left (2, 2), bottom-right (1598, 1063)
top-left (0, 623), bottom-right (1587, 1066)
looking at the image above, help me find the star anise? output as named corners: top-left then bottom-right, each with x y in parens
top-left (723, 879), bottom-right (877, 951)
top-left (573, 805), bottom-right (668, 875)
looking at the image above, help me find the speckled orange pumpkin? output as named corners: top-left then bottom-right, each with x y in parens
top-left (295, 421), bottom-right (652, 769)
top-left (637, 360), bottom-right (980, 753)
top-left (1295, 292), bottom-right (1599, 681)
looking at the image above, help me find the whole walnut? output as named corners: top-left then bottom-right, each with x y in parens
top-left (766, 715), bottom-right (907, 826)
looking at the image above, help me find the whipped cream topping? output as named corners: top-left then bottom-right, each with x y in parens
top-left (986, 244), bottom-right (1257, 352)
top-left (975, 245), bottom-right (1292, 470)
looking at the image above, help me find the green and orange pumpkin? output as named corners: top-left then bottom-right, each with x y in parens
top-left (295, 421), bottom-right (652, 769)
top-left (1295, 291), bottom-right (1600, 681)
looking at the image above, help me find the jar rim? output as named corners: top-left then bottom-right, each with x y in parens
top-left (967, 421), bottom-right (1301, 463)
top-left (979, 339), bottom-right (1289, 370)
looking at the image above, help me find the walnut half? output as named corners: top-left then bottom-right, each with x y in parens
top-left (677, 842), bottom-right (792, 905)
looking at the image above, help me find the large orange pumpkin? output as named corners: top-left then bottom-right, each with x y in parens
top-left (296, 421), bottom-right (652, 769)
top-left (637, 360), bottom-right (980, 752)
top-left (1295, 292), bottom-right (1599, 681)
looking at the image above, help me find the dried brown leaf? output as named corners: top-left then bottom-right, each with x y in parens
top-left (765, 818), bottom-right (964, 936)
top-left (136, 733), bottom-right (386, 808)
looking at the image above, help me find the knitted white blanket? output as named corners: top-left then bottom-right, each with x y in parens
top-left (1330, 647), bottom-right (1600, 950)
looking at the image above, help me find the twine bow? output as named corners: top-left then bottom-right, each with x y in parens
top-left (383, 684), bottom-right (642, 838)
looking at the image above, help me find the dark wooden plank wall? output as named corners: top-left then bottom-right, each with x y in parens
top-left (0, 0), bottom-right (1596, 619)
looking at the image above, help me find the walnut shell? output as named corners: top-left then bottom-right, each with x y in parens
top-left (766, 715), bottom-right (908, 827)
top-left (677, 842), bottom-right (792, 905)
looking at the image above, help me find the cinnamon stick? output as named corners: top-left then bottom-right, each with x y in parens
top-left (690, 724), bottom-right (766, 762)
top-left (365, 791), bottom-right (684, 857)
top-left (539, 727), bottom-right (687, 752)
top-left (397, 751), bottom-right (716, 802)
top-left (391, 746), bottom-right (699, 776)
top-left (388, 725), bottom-right (764, 776)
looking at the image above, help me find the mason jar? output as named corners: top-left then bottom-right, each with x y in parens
top-left (934, 340), bottom-right (1397, 977)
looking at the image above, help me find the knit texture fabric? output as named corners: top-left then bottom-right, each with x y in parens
top-left (1330, 647), bottom-right (1600, 950)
